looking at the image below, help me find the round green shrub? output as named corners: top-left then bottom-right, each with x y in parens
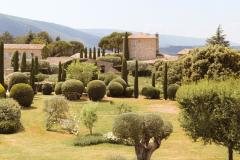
top-left (124, 87), bottom-right (133, 98)
top-left (0, 84), bottom-right (6, 97)
top-left (107, 82), bottom-right (124, 97)
top-left (111, 78), bottom-right (127, 90)
top-left (62, 79), bottom-right (84, 100)
top-left (103, 73), bottom-right (118, 85)
top-left (87, 80), bottom-right (106, 101)
top-left (167, 84), bottom-right (180, 100)
top-left (8, 72), bottom-right (29, 90)
top-left (54, 82), bottom-right (63, 95)
top-left (141, 86), bottom-right (160, 99)
top-left (0, 99), bottom-right (21, 134)
top-left (10, 83), bottom-right (34, 108)
top-left (42, 83), bottom-right (53, 95)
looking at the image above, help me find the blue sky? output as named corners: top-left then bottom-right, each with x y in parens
top-left (0, 0), bottom-right (240, 42)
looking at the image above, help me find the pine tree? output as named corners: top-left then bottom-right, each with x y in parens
top-left (121, 56), bottom-right (128, 84)
top-left (102, 48), bottom-right (105, 57)
top-left (0, 41), bottom-right (4, 86)
top-left (61, 64), bottom-right (66, 81)
top-left (93, 47), bottom-right (96, 59)
top-left (123, 32), bottom-right (129, 60)
top-left (163, 63), bottom-right (168, 100)
top-left (30, 57), bottom-right (35, 91)
top-left (134, 60), bottom-right (139, 98)
top-left (89, 48), bottom-right (92, 59)
top-left (152, 72), bottom-right (155, 87)
top-left (58, 61), bottom-right (62, 82)
top-left (21, 52), bottom-right (27, 72)
top-left (35, 56), bottom-right (39, 74)
top-left (11, 51), bottom-right (19, 72)
top-left (97, 48), bottom-right (101, 57)
top-left (206, 25), bottom-right (230, 47)
top-left (84, 48), bottom-right (88, 58)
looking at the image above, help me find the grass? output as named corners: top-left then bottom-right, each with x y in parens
top-left (0, 94), bottom-right (239, 160)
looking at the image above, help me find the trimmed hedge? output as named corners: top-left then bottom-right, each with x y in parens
top-left (141, 86), bottom-right (160, 99)
top-left (0, 84), bottom-right (6, 97)
top-left (124, 87), bottom-right (133, 98)
top-left (62, 79), bottom-right (84, 100)
top-left (8, 72), bottom-right (29, 90)
top-left (10, 83), bottom-right (34, 108)
top-left (111, 78), bottom-right (127, 90)
top-left (107, 82), bottom-right (124, 97)
top-left (0, 99), bottom-right (21, 134)
top-left (42, 83), bottom-right (53, 95)
top-left (54, 82), bottom-right (63, 95)
top-left (74, 134), bottom-right (107, 146)
top-left (87, 80), bottom-right (106, 101)
top-left (167, 84), bottom-right (180, 100)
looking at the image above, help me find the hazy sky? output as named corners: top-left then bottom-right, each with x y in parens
top-left (0, 0), bottom-right (240, 42)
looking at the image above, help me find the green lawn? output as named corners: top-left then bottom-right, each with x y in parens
top-left (0, 94), bottom-right (239, 160)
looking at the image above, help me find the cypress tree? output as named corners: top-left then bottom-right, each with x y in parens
top-left (84, 48), bottom-right (88, 58)
top-left (35, 56), bottom-right (39, 74)
top-left (0, 41), bottom-right (4, 86)
top-left (123, 32), bottom-right (129, 60)
top-left (58, 61), bottom-right (62, 82)
top-left (134, 60), bottom-right (139, 98)
top-left (152, 72), bottom-right (155, 87)
top-left (121, 56), bottom-right (128, 84)
top-left (30, 57), bottom-right (35, 91)
top-left (12, 51), bottom-right (19, 72)
top-left (93, 47), bottom-right (96, 59)
top-left (21, 52), bottom-right (27, 72)
top-left (97, 48), bottom-right (101, 57)
top-left (61, 64), bottom-right (66, 81)
top-left (163, 62), bottom-right (168, 100)
top-left (102, 48), bottom-right (105, 57)
top-left (89, 48), bottom-right (92, 59)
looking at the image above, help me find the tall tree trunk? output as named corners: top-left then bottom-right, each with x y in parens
top-left (228, 145), bottom-right (233, 160)
top-left (134, 143), bottom-right (158, 160)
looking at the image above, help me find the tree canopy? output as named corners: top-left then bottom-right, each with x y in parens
top-left (206, 25), bottom-right (230, 47)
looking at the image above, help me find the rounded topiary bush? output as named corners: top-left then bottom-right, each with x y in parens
top-left (87, 80), bottom-right (106, 101)
top-left (54, 82), bottom-right (63, 95)
top-left (167, 84), bottom-right (180, 100)
top-left (141, 86), bottom-right (160, 99)
top-left (0, 99), bottom-right (21, 134)
top-left (107, 82), bottom-right (124, 97)
top-left (111, 78), bottom-right (127, 90)
top-left (8, 72), bottom-right (29, 90)
top-left (62, 79), bottom-right (84, 100)
top-left (42, 83), bottom-right (53, 95)
top-left (124, 87), bottom-right (134, 98)
top-left (0, 84), bottom-right (6, 97)
top-left (10, 83), bottom-right (34, 108)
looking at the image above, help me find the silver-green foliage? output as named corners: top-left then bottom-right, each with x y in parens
top-left (81, 104), bottom-right (98, 135)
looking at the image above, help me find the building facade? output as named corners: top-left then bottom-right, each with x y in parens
top-left (128, 33), bottom-right (159, 60)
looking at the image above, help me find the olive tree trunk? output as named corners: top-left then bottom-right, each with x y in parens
top-left (228, 145), bottom-right (233, 160)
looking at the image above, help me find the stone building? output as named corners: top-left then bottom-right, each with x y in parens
top-left (4, 44), bottom-right (45, 69)
top-left (128, 33), bottom-right (159, 60)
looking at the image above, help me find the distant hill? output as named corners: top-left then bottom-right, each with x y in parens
top-left (0, 13), bottom-right (239, 55)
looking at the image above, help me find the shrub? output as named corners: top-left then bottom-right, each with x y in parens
top-left (103, 73), bottom-right (117, 85)
top-left (124, 87), bottom-right (133, 98)
top-left (167, 84), bottom-right (180, 100)
top-left (0, 84), bottom-right (6, 97)
top-left (87, 80), bottom-right (106, 101)
top-left (66, 61), bottom-right (99, 86)
top-left (111, 78), bottom-right (127, 90)
top-left (141, 86), bottom-right (160, 99)
top-left (54, 82), bottom-right (63, 95)
top-left (97, 55), bottom-right (122, 66)
top-left (44, 96), bottom-right (79, 134)
top-left (35, 73), bottom-right (49, 82)
top-left (42, 83), bottom-right (53, 95)
top-left (10, 83), bottom-right (34, 108)
top-left (8, 72), bottom-right (29, 90)
top-left (81, 105), bottom-right (98, 135)
top-left (74, 134), bottom-right (107, 146)
top-left (0, 99), bottom-right (21, 134)
top-left (107, 82), bottom-right (124, 97)
top-left (62, 79), bottom-right (84, 100)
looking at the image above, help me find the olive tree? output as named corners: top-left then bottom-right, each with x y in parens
top-left (113, 113), bottom-right (173, 160)
top-left (176, 79), bottom-right (240, 160)
top-left (81, 105), bottom-right (98, 135)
